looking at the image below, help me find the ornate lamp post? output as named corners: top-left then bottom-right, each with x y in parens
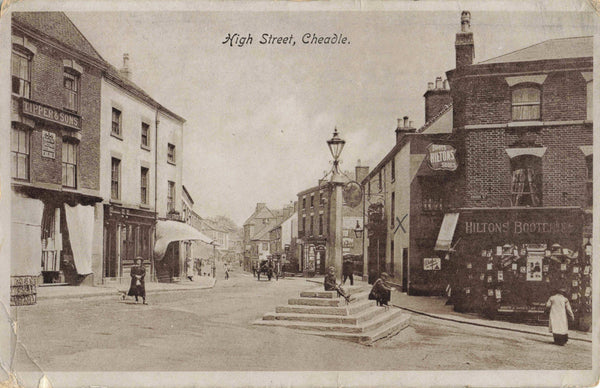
top-left (326, 128), bottom-right (346, 279)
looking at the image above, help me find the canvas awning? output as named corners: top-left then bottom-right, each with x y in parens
top-left (154, 220), bottom-right (215, 261)
top-left (434, 213), bottom-right (459, 251)
top-left (64, 204), bottom-right (94, 275)
top-left (11, 193), bottom-right (44, 276)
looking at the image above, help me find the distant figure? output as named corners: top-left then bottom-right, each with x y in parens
top-left (212, 262), bottom-right (216, 278)
top-left (127, 257), bottom-right (147, 305)
top-left (186, 257), bottom-right (194, 281)
top-left (324, 266), bottom-right (350, 303)
top-left (546, 288), bottom-right (575, 345)
top-left (194, 258), bottom-right (201, 276)
top-left (342, 258), bottom-right (354, 286)
top-left (224, 263), bottom-right (230, 280)
top-left (369, 272), bottom-right (393, 306)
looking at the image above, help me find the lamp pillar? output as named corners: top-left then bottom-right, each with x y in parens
top-left (327, 178), bottom-right (344, 280)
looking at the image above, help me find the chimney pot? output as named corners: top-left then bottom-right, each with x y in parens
top-left (403, 116), bottom-right (409, 127)
top-left (436, 76), bottom-right (443, 89)
top-left (397, 118), bottom-right (402, 128)
top-left (120, 53), bottom-right (131, 79)
top-left (461, 10), bottom-right (471, 33)
top-left (427, 82), bottom-right (434, 90)
top-left (409, 121), bottom-right (414, 128)
top-left (443, 79), bottom-right (449, 89)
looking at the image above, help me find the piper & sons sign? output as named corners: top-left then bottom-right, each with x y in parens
top-left (426, 143), bottom-right (457, 171)
top-left (22, 98), bottom-right (82, 130)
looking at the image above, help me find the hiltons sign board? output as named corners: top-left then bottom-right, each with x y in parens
top-left (427, 144), bottom-right (457, 171)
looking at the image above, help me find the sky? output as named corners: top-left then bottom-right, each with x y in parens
top-left (65, 8), bottom-right (597, 225)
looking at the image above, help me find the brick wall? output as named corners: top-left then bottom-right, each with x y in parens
top-left (424, 89), bottom-right (452, 123)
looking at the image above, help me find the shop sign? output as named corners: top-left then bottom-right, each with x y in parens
top-left (22, 98), bottom-right (82, 130)
top-left (10, 276), bottom-right (37, 306)
top-left (423, 257), bottom-right (441, 270)
top-left (342, 237), bottom-right (354, 249)
top-left (426, 144), bottom-right (457, 171)
top-left (464, 221), bottom-right (576, 235)
top-left (42, 130), bottom-right (56, 159)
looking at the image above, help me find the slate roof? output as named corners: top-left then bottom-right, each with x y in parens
top-left (479, 36), bottom-right (592, 64)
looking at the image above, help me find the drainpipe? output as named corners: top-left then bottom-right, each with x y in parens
top-left (153, 107), bottom-right (159, 281)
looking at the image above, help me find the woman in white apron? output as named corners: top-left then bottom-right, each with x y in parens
top-left (546, 288), bottom-right (575, 345)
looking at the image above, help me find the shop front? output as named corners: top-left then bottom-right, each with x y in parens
top-left (441, 207), bottom-right (590, 327)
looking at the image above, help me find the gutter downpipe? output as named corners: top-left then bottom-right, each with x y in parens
top-left (153, 107), bottom-right (159, 282)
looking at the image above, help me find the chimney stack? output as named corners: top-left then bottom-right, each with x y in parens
top-left (427, 82), bottom-right (434, 90)
top-left (395, 116), bottom-right (416, 143)
top-left (403, 116), bottom-right (409, 127)
top-left (119, 53), bottom-right (131, 79)
top-left (455, 11), bottom-right (474, 68)
top-left (423, 76), bottom-right (452, 122)
top-left (355, 163), bottom-right (370, 184)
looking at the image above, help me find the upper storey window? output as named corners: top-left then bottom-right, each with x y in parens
top-left (511, 86), bottom-right (541, 121)
top-left (12, 49), bottom-right (31, 98)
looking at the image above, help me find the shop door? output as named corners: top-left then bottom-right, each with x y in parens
top-left (104, 222), bottom-right (118, 278)
top-left (402, 248), bottom-right (408, 292)
top-left (41, 206), bottom-right (62, 283)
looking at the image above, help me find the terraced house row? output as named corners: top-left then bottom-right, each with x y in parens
top-left (9, 12), bottom-right (208, 294)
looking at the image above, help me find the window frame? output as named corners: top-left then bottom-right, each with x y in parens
top-left (141, 122), bottom-right (150, 149)
top-left (167, 143), bottom-right (176, 165)
top-left (111, 108), bottom-right (122, 138)
top-left (511, 84), bottom-right (542, 122)
top-left (167, 180), bottom-right (176, 212)
top-left (61, 140), bottom-right (78, 188)
top-left (140, 167), bottom-right (149, 205)
top-left (63, 69), bottom-right (79, 113)
top-left (510, 155), bottom-right (543, 207)
top-left (11, 124), bottom-right (30, 181)
top-left (111, 157), bottom-right (121, 200)
top-left (11, 47), bottom-right (31, 98)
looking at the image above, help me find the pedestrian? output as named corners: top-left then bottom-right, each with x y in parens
top-left (224, 263), bottom-right (230, 280)
top-left (324, 266), bottom-right (350, 303)
top-left (127, 257), bottom-right (147, 305)
top-left (186, 257), bottom-right (194, 282)
top-left (369, 272), bottom-right (393, 307)
top-left (545, 288), bottom-right (575, 345)
top-left (342, 257), bottom-right (354, 286)
top-left (212, 261), bottom-right (217, 278)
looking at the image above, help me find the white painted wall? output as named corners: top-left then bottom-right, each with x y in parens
top-left (156, 111), bottom-right (184, 218)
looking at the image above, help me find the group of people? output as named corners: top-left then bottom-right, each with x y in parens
top-left (323, 265), bottom-right (394, 307)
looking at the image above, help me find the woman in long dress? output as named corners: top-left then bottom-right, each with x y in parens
top-left (369, 272), bottom-right (393, 306)
top-left (128, 257), bottom-right (147, 304)
top-left (546, 288), bottom-right (574, 345)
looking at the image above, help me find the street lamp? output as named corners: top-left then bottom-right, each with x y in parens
top-left (353, 220), bottom-right (363, 239)
top-left (326, 128), bottom-right (346, 279)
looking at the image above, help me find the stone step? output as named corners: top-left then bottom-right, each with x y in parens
top-left (275, 299), bottom-right (374, 316)
top-left (258, 308), bottom-right (404, 334)
top-left (275, 313), bottom-right (411, 345)
top-left (262, 305), bottom-right (389, 325)
top-left (300, 287), bottom-right (369, 299)
top-left (288, 297), bottom-right (346, 307)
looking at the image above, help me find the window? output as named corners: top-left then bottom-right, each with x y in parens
top-left (111, 108), bottom-right (121, 136)
top-left (586, 80), bottom-right (593, 122)
top-left (141, 122), bottom-right (150, 148)
top-left (111, 158), bottom-right (121, 200)
top-left (11, 125), bottom-right (29, 180)
top-left (512, 86), bottom-right (541, 121)
top-left (302, 197), bottom-right (306, 209)
top-left (63, 71), bottom-right (79, 112)
top-left (310, 194), bottom-right (314, 208)
top-left (319, 191), bottom-right (324, 206)
top-left (262, 242), bottom-right (269, 251)
top-left (378, 171), bottom-right (382, 191)
top-left (586, 155), bottom-right (593, 208)
top-left (12, 49), bottom-right (31, 98)
top-left (319, 214), bottom-right (324, 235)
top-left (390, 241), bottom-right (394, 276)
top-left (301, 216), bottom-right (305, 233)
top-left (61, 141), bottom-right (77, 188)
top-left (421, 179), bottom-right (444, 211)
top-left (167, 143), bottom-right (176, 164)
top-left (368, 181), bottom-right (371, 196)
top-left (391, 192), bottom-right (395, 227)
top-left (310, 216), bottom-right (314, 236)
top-left (510, 155), bottom-right (542, 206)
top-left (140, 167), bottom-right (149, 204)
top-left (391, 158), bottom-right (396, 181)
top-left (167, 181), bottom-right (175, 212)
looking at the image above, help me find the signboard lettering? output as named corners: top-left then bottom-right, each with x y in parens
top-left (42, 130), bottom-right (56, 159)
top-left (424, 257), bottom-right (441, 270)
top-left (426, 144), bottom-right (458, 171)
top-left (22, 98), bottom-right (82, 130)
top-left (464, 221), bottom-right (574, 235)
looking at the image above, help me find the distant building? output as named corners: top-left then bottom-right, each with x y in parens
top-left (269, 203), bottom-right (297, 272)
top-left (242, 203), bottom-right (278, 271)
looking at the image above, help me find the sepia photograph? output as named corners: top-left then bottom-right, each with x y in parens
top-left (0, 1), bottom-right (598, 387)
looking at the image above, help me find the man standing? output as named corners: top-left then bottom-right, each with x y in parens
top-left (342, 257), bottom-right (354, 286)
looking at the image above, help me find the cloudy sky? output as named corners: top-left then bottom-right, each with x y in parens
top-left (66, 7), bottom-right (596, 225)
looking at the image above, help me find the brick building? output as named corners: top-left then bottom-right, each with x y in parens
top-left (298, 163), bottom-right (368, 275)
top-left (10, 13), bottom-right (104, 286)
top-left (242, 203), bottom-right (279, 271)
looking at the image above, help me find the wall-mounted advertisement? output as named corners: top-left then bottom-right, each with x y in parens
top-left (424, 257), bottom-right (441, 270)
top-left (526, 255), bottom-right (543, 281)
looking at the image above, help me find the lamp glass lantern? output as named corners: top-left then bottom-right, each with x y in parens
top-left (353, 220), bottom-right (363, 238)
top-left (327, 128), bottom-right (346, 163)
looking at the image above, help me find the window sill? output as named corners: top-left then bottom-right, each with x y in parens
top-left (139, 203), bottom-right (152, 210)
top-left (167, 160), bottom-right (176, 166)
top-left (110, 132), bottom-right (123, 141)
top-left (507, 121), bottom-right (543, 128)
top-left (109, 199), bottom-right (123, 205)
top-left (141, 144), bottom-right (151, 151)
top-left (63, 107), bottom-right (79, 115)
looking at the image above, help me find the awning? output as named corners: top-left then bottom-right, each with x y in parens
top-left (154, 220), bottom-right (215, 261)
top-left (434, 213), bottom-right (459, 251)
top-left (11, 193), bottom-right (44, 276)
top-left (64, 204), bottom-right (94, 275)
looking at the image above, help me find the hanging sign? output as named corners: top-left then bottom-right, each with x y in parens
top-left (426, 144), bottom-right (458, 171)
top-left (342, 181), bottom-right (363, 208)
top-left (423, 257), bottom-right (441, 270)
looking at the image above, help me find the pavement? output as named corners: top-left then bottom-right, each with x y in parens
top-left (33, 272), bottom-right (592, 343)
top-left (35, 275), bottom-right (217, 301)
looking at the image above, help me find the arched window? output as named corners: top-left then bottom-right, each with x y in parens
top-left (511, 155), bottom-right (542, 206)
top-left (512, 85), bottom-right (541, 121)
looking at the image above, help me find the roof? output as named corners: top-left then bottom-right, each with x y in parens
top-left (419, 104), bottom-right (453, 134)
top-left (479, 36), bottom-right (592, 65)
top-left (181, 185), bottom-right (194, 205)
top-left (13, 12), bottom-right (104, 62)
top-left (251, 221), bottom-right (277, 241)
top-left (243, 206), bottom-right (275, 226)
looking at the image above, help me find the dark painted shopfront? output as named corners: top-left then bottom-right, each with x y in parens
top-left (442, 207), bottom-right (591, 327)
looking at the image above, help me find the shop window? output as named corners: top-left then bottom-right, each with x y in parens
top-left (63, 70), bottom-right (79, 112)
top-left (111, 158), bottom-right (121, 200)
top-left (167, 143), bottom-right (176, 164)
top-left (167, 181), bottom-right (175, 212)
top-left (111, 108), bottom-right (122, 137)
top-left (586, 155), bottom-right (593, 208)
top-left (510, 155), bottom-right (542, 206)
top-left (11, 48), bottom-right (31, 98)
top-left (11, 125), bottom-right (30, 181)
top-left (140, 167), bottom-right (149, 205)
top-left (511, 85), bottom-right (541, 121)
top-left (61, 140), bottom-right (77, 188)
top-left (141, 122), bottom-right (150, 148)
